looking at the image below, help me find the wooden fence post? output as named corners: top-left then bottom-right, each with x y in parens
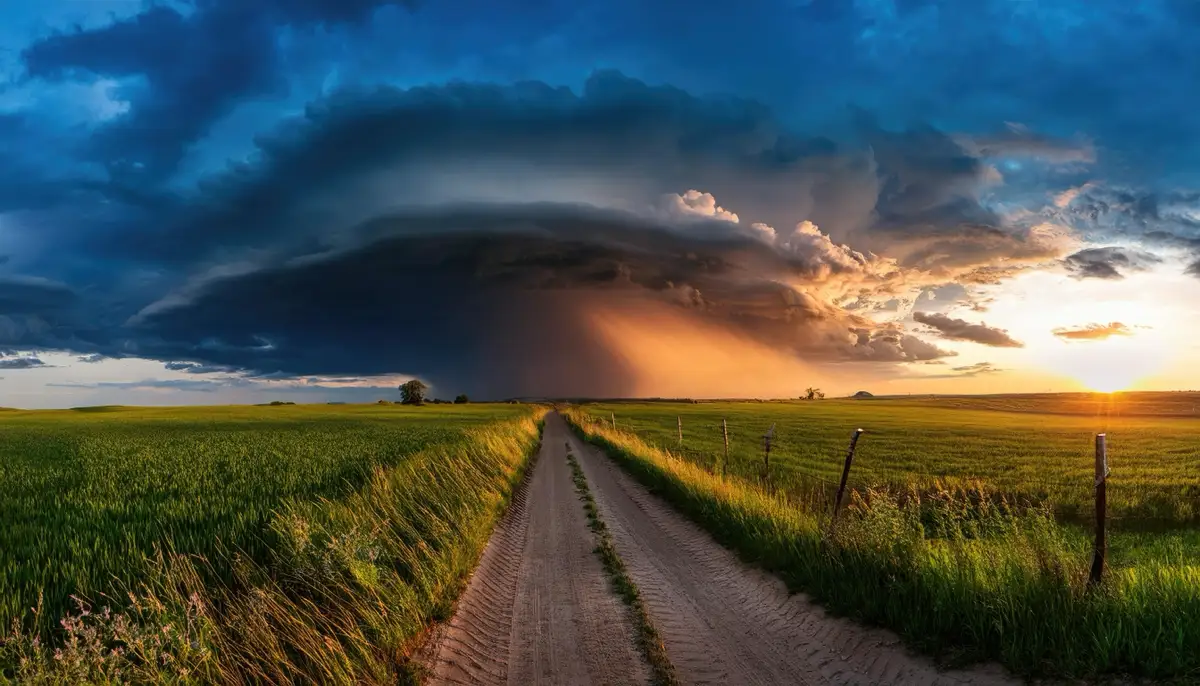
top-left (831, 428), bottom-right (865, 523)
top-left (1089, 433), bottom-right (1109, 586)
top-left (610, 412), bottom-right (616, 432)
top-left (678, 416), bottom-right (683, 446)
top-left (722, 418), bottom-right (729, 476)
top-left (762, 423), bottom-right (776, 487)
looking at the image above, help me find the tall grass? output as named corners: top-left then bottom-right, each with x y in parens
top-left (0, 403), bottom-right (530, 631)
top-left (1, 407), bottom-right (545, 684)
top-left (563, 408), bottom-right (1200, 680)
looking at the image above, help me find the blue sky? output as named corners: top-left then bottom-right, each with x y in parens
top-left (3, 0), bottom-right (1200, 407)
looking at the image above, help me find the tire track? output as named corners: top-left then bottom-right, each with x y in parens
top-left (561, 414), bottom-right (1017, 686)
top-left (422, 419), bottom-right (653, 686)
top-left (419, 448), bottom-right (534, 685)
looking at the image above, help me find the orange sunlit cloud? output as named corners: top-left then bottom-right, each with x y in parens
top-left (1051, 322), bottom-right (1135, 341)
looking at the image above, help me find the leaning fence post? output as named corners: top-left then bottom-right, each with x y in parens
top-left (611, 412), bottom-right (616, 432)
top-left (678, 416), bottom-right (683, 446)
top-left (831, 428), bottom-right (865, 523)
top-left (722, 418), bottom-right (730, 476)
top-left (761, 423), bottom-right (776, 487)
top-left (1089, 433), bottom-right (1110, 586)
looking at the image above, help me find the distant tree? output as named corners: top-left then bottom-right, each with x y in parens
top-left (399, 380), bottom-right (428, 405)
top-left (454, 394), bottom-right (470, 404)
top-left (804, 387), bottom-right (825, 401)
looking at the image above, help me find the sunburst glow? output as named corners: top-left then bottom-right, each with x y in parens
top-left (1045, 337), bottom-right (1161, 393)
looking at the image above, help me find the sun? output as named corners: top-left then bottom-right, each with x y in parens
top-left (1048, 339), bottom-right (1155, 393)
top-left (1076, 372), bottom-right (1129, 394)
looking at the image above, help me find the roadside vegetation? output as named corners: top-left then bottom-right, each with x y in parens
top-left (564, 441), bottom-right (677, 686)
top-left (565, 399), bottom-right (1200, 680)
top-left (0, 403), bottom-right (545, 683)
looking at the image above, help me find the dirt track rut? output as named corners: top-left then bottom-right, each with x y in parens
top-left (421, 418), bottom-right (652, 686)
top-left (561, 414), bottom-right (1018, 686)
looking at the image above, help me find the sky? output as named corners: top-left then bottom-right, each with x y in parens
top-left (3, 0), bottom-right (1200, 407)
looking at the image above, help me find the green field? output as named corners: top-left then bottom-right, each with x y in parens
top-left (0, 403), bottom-right (542, 683)
top-left (570, 395), bottom-right (1200, 680)
top-left (591, 395), bottom-right (1200, 524)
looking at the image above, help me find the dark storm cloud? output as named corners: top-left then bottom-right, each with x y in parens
top-left (0, 276), bottom-right (74, 314)
top-left (0, 66), bottom-right (1084, 396)
top-left (849, 113), bottom-right (1068, 270)
top-left (163, 361), bottom-right (242, 375)
top-left (554, 0), bottom-right (1200, 187)
top-left (20, 0), bottom-right (416, 177)
top-left (0, 356), bottom-right (49, 369)
top-left (1052, 322), bottom-right (1134, 341)
top-left (79, 72), bottom-right (1072, 277)
top-left (0, 115), bottom-right (80, 212)
top-left (8, 0), bottom-right (1200, 405)
top-left (958, 123), bottom-right (1094, 164)
top-left (1054, 187), bottom-right (1200, 278)
top-left (0, 277), bottom-right (79, 348)
top-left (83, 73), bottom-right (830, 262)
top-left (1063, 247), bottom-right (1163, 281)
top-left (1059, 186), bottom-right (1200, 236)
top-left (912, 312), bottom-right (1024, 348)
top-left (255, 0), bottom-right (419, 24)
top-left (857, 113), bottom-right (993, 221)
top-left (113, 202), bottom-right (953, 398)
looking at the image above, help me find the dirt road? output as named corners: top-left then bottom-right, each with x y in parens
top-left (562, 414), bottom-right (1016, 686)
top-left (421, 418), bottom-right (652, 686)
top-left (424, 413), bottom-right (1016, 685)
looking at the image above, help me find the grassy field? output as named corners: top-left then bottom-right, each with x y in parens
top-left (0, 403), bottom-right (544, 683)
top-left (569, 395), bottom-right (1200, 680)
top-left (871, 391), bottom-right (1200, 417)
top-left (589, 395), bottom-right (1200, 524)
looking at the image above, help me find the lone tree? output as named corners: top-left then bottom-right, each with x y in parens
top-left (399, 380), bottom-right (428, 405)
top-left (804, 387), bottom-right (826, 401)
top-left (454, 394), bottom-right (470, 404)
